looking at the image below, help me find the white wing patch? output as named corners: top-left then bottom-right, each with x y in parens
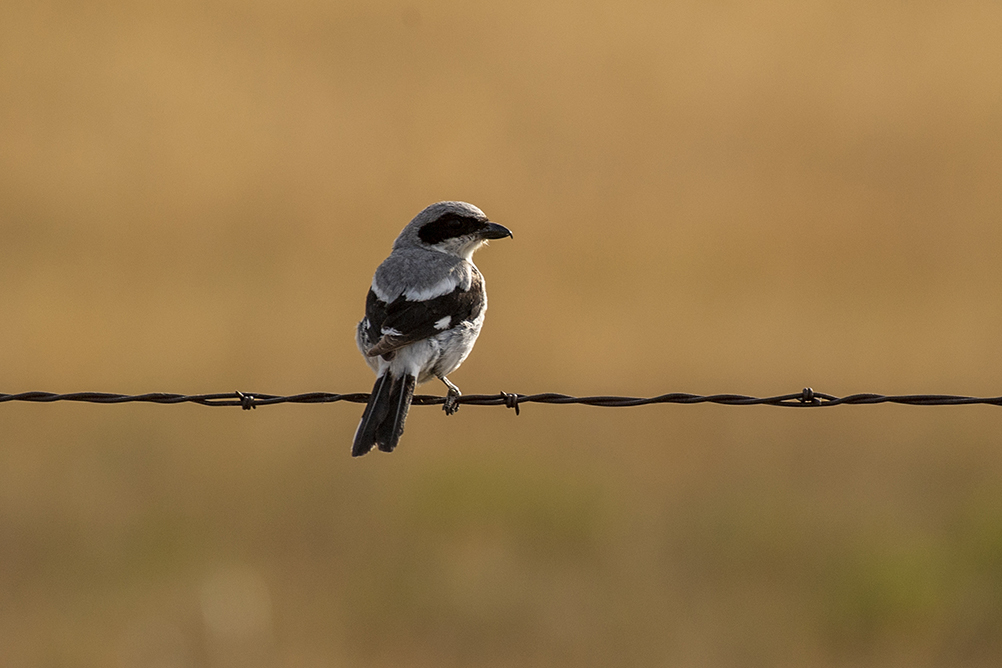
top-left (434, 316), bottom-right (452, 330)
top-left (381, 326), bottom-right (403, 336)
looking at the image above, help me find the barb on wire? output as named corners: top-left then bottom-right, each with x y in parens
top-left (1, 388), bottom-right (1001, 412)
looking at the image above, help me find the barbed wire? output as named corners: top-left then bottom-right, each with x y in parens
top-left (1, 388), bottom-right (1001, 415)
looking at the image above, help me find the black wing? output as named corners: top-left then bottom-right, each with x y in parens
top-left (364, 273), bottom-right (484, 358)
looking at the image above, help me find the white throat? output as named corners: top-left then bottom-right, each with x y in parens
top-left (430, 237), bottom-right (486, 261)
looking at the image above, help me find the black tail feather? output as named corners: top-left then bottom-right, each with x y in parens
top-left (376, 373), bottom-right (415, 453)
top-left (352, 373), bottom-right (394, 457)
top-left (352, 372), bottom-right (416, 457)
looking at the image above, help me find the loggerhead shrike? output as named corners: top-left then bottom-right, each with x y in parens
top-left (352, 201), bottom-right (512, 456)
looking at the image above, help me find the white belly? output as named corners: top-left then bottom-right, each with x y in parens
top-left (356, 309), bottom-right (486, 384)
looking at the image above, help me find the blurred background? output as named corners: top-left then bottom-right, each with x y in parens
top-left (2, 0), bottom-right (1002, 666)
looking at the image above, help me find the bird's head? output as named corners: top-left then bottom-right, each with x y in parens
top-left (395, 201), bottom-right (512, 260)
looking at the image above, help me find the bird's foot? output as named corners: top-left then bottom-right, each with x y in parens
top-left (441, 377), bottom-right (461, 416)
top-left (444, 387), bottom-right (461, 416)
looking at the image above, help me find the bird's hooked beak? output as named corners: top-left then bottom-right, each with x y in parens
top-left (481, 221), bottom-right (513, 240)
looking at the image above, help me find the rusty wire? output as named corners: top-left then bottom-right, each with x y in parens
top-left (2, 388), bottom-right (1001, 415)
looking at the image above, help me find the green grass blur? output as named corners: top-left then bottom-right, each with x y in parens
top-left (2, 1), bottom-right (1002, 665)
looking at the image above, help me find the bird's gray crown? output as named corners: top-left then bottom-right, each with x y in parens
top-left (392, 201), bottom-right (489, 252)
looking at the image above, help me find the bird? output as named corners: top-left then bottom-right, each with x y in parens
top-left (352, 201), bottom-right (512, 456)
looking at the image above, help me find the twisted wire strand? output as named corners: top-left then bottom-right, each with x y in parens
top-left (2, 389), bottom-right (1001, 413)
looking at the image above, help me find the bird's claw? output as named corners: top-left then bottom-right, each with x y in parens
top-left (443, 387), bottom-right (461, 416)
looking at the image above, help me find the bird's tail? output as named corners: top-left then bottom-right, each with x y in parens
top-left (352, 372), bottom-right (416, 456)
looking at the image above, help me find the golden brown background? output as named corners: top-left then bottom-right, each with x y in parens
top-left (2, 1), bottom-right (1002, 666)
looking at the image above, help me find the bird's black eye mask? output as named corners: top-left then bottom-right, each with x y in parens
top-left (418, 213), bottom-right (486, 245)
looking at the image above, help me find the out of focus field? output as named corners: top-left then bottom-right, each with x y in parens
top-left (2, 1), bottom-right (1002, 666)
